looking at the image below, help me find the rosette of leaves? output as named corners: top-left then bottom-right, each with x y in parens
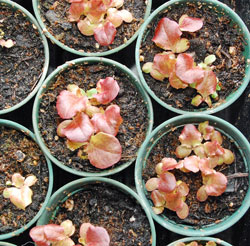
top-left (142, 15), bottom-right (221, 107)
top-left (30, 219), bottom-right (110, 246)
top-left (68, 0), bottom-right (133, 46)
top-left (56, 76), bottom-right (123, 169)
top-left (145, 121), bottom-right (235, 219)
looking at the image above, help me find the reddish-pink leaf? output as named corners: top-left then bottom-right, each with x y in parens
top-left (175, 53), bottom-right (205, 84)
top-left (87, 132), bottom-right (122, 169)
top-left (68, 2), bottom-right (87, 22)
top-left (151, 190), bottom-right (165, 207)
top-left (204, 140), bottom-right (225, 157)
top-left (199, 158), bottom-right (214, 175)
top-left (196, 185), bottom-right (208, 202)
top-left (165, 192), bottom-right (183, 211)
top-left (223, 149), bottom-right (235, 164)
top-left (86, 224), bottom-right (110, 246)
top-left (210, 130), bottom-right (223, 145)
top-left (176, 201), bottom-right (189, 219)
top-left (203, 172), bottom-right (227, 196)
top-left (198, 121), bottom-right (214, 140)
top-left (169, 72), bottom-right (188, 89)
top-left (30, 226), bottom-right (49, 246)
top-left (179, 124), bottom-right (202, 147)
top-left (87, 0), bottom-right (107, 23)
top-left (175, 145), bottom-right (192, 158)
top-left (93, 77), bottom-right (119, 104)
top-left (56, 90), bottom-right (87, 119)
top-left (196, 70), bottom-right (217, 98)
top-left (152, 52), bottom-right (176, 77)
top-left (183, 155), bottom-right (200, 173)
top-left (152, 17), bottom-right (182, 51)
top-left (145, 177), bottom-right (159, 191)
top-left (179, 15), bottom-right (203, 32)
top-left (94, 21), bottom-right (117, 46)
top-left (91, 105), bottom-right (123, 136)
top-left (160, 157), bottom-right (179, 171)
top-left (177, 181), bottom-right (189, 197)
top-left (61, 113), bottom-right (94, 143)
top-left (158, 172), bottom-right (176, 193)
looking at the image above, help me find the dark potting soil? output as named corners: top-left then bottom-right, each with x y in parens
top-left (142, 125), bottom-right (249, 227)
top-left (38, 0), bottom-right (147, 53)
top-left (51, 183), bottom-right (152, 246)
top-left (139, 2), bottom-right (246, 111)
top-left (38, 63), bottom-right (149, 173)
top-left (0, 3), bottom-right (45, 110)
top-left (0, 126), bottom-right (49, 234)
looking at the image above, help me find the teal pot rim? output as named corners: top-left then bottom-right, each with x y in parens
top-left (32, 0), bottom-right (152, 57)
top-left (135, 0), bottom-right (250, 115)
top-left (0, 243), bottom-right (16, 246)
top-left (167, 237), bottom-right (232, 246)
top-left (32, 57), bottom-right (154, 177)
top-left (37, 177), bottom-right (156, 246)
top-left (135, 114), bottom-right (250, 236)
top-left (0, 0), bottom-right (49, 115)
top-left (0, 119), bottom-right (53, 240)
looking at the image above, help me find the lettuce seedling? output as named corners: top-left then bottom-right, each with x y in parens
top-left (175, 241), bottom-right (217, 246)
top-left (30, 220), bottom-right (110, 246)
top-left (3, 173), bottom-right (37, 210)
top-left (56, 77), bottom-right (123, 169)
top-left (68, 0), bottom-right (133, 46)
top-left (0, 39), bottom-right (15, 48)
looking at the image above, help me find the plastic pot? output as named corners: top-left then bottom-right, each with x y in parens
top-left (135, 114), bottom-right (250, 236)
top-left (0, 0), bottom-right (49, 115)
top-left (32, 0), bottom-right (152, 57)
top-left (32, 57), bottom-right (153, 177)
top-left (36, 177), bottom-right (156, 245)
top-left (0, 120), bottom-right (53, 240)
top-left (0, 243), bottom-right (16, 246)
top-left (167, 237), bottom-right (232, 246)
top-left (135, 0), bottom-right (250, 115)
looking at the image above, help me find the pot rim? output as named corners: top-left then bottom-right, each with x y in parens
top-left (135, 114), bottom-right (250, 236)
top-left (0, 119), bottom-right (53, 240)
top-left (0, 0), bottom-right (49, 115)
top-left (32, 0), bottom-right (152, 57)
top-left (37, 177), bottom-right (156, 246)
top-left (32, 57), bottom-right (153, 177)
top-left (135, 0), bottom-right (250, 115)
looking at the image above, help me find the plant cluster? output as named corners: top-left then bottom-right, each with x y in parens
top-left (30, 219), bottom-right (110, 246)
top-left (142, 15), bottom-right (221, 107)
top-left (67, 0), bottom-right (133, 46)
top-left (175, 241), bottom-right (216, 246)
top-left (56, 76), bottom-right (123, 169)
top-left (3, 173), bottom-right (37, 210)
top-left (145, 121), bottom-right (235, 219)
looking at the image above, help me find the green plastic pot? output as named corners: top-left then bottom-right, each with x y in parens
top-left (36, 177), bottom-right (156, 245)
top-left (32, 0), bottom-right (151, 57)
top-left (135, 114), bottom-right (250, 236)
top-left (168, 237), bottom-right (232, 246)
top-left (0, 243), bottom-right (16, 246)
top-left (0, 120), bottom-right (53, 240)
top-left (135, 0), bottom-right (250, 115)
top-left (32, 57), bottom-right (153, 177)
top-left (0, 0), bottom-right (49, 115)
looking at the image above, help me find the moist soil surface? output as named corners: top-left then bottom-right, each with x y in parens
top-left (142, 124), bottom-right (249, 227)
top-left (0, 126), bottom-right (50, 234)
top-left (0, 3), bottom-right (45, 110)
top-left (140, 2), bottom-right (246, 112)
top-left (38, 63), bottom-right (149, 173)
top-left (51, 183), bottom-right (152, 246)
top-left (39, 0), bottom-right (147, 53)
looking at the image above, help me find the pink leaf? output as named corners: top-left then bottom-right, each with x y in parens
top-left (199, 158), bottom-right (215, 175)
top-left (93, 77), bottom-right (119, 104)
top-left (145, 178), bottom-right (159, 191)
top-left (165, 192), bottom-right (183, 212)
top-left (87, 132), bottom-right (122, 169)
top-left (175, 53), bottom-right (205, 84)
top-left (175, 145), bottom-right (192, 158)
top-left (160, 157), bottom-right (180, 171)
top-left (78, 18), bottom-right (98, 36)
top-left (196, 185), bottom-right (208, 202)
top-left (151, 190), bottom-right (165, 207)
top-left (179, 15), bottom-right (203, 32)
top-left (176, 201), bottom-right (189, 219)
top-left (198, 121), bottom-right (214, 140)
top-left (106, 8), bottom-right (123, 27)
top-left (56, 90), bottom-right (87, 119)
top-left (204, 141), bottom-right (225, 157)
top-left (177, 181), bottom-right (189, 197)
top-left (68, 2), bottom-right (87, 22)
top-left (91, 105), bottom-right (123, 136)
top-left (158, 172), bottom-right (176, 193)
top-left (183, 155), bottom-right (200, 173)
top-left (85, 224), bottom-right (110, 246)
top-left (30, 225), bottom-right (49, 246)
top-left (94, 21), bottom-right (117, 46)
top-left (61, 113), bottom-right (94, 143)
top-left (169, 72), bottom-right (188, 89)
top-left (179, 124), bottom-right (202, 147)
top-left (196, 70), bottom-right (217, 98)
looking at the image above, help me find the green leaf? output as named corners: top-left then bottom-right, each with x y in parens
top-left (86, 88), bottom-right (98, 98)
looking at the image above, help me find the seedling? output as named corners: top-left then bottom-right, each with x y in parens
top-left (0, 28), bottom-right (15, 48)
top-left (30, 220), bottom-right (110, 246)
top-left (56, 77), bottom-right (123, 169)
top-left (145, 121), bottom-right (235, 219)
top-left (3, 173), bottom-right (37, 210)
top-left (175, 241), bottom-right (217, 246)
top-left (68, 0), bottom-right (133, 46)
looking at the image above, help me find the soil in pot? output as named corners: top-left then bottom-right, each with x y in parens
top-left (51, 183), bottom-right (152, 245)
top-left (142, 124), bottom-right (249, 227)
top-left (140, 2), bottom-right (246, 111)
top-left (38, 0), bottom-right (147, 53)
top-left (0, 126), bottom-right (50, 234)
top-left (38, 63), bottom-right (149, 173)
top-left (0, 2), bottom-right (45, 110)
